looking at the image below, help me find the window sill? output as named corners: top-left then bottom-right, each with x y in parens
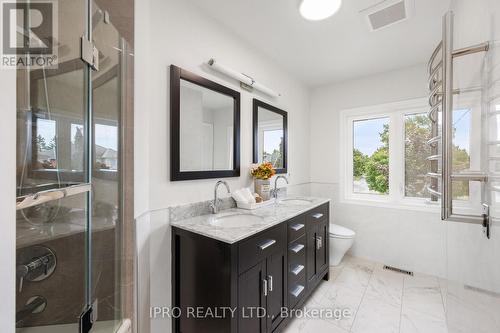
top-left (339, 198), bottom-right (441, 214)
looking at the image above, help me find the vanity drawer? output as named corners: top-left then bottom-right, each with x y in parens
top-left (289, 263), bottom-right (305, 281)
top-left (288, 252), bottom-right (306, 287)
top-left (238, 224), bottom-right (286, 274)
top-left (288, 214), bottom-right (306, 242)
top-left (288, 234), bottom-right (306, 300)
top-left (306, 203), bottom-right (329, 224)
top-left (288, 273), bottom-right (307, 309)
top-left (288, 235), bottom-right (306, 267)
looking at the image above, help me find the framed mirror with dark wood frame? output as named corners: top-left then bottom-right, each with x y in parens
top-left (170, 65), bottom-right (241, 181)
top-left (253, 99), bottom-right (288, 174)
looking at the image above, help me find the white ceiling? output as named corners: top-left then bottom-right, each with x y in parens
top-left (187, 0), bottom-right (451, 87)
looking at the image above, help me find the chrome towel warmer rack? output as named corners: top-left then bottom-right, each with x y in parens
top-left (427, 11), bottom-right (490, 233)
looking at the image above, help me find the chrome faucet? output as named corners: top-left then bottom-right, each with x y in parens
top-left (210, 180), bottom-right (231, 214)
top-left (272, 175), bottom-right (289, 199)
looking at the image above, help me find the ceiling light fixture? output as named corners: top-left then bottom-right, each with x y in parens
top-left (299, 0), bottom-right (342, 21)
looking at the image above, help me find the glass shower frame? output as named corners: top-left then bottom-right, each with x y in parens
top-left (427, 5), bottom-right (500, 332)
top-left (15, 0), bottom-right (134, 331)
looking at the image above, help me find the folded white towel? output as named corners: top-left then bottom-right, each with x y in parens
top-left (231, 189), bottom-right (248, 203)
top-left (231, 188), bottom-right (256, 204)
top-left (242, 188), bottom-right (256, 204)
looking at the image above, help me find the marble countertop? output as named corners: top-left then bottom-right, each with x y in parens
top-left (170, 196), bottom-right (330, 244)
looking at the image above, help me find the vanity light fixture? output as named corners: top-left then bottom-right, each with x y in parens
top-left (299, 0), bottom-right (342, 21)
top-left (207, 58), bottom-right (281, 98)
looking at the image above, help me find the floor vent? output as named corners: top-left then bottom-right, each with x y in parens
top-left (383, 265), bottom-right (414, 276)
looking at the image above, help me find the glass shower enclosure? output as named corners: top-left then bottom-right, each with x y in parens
top-left (15, 0), bottom-right (134, 332)
top-left (427, 1), bottom-right (500, 331)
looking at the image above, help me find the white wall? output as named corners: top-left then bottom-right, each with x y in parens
top-left (134, 0), bottom-right (151, 219)
top-left (309, 64), bottom-right (450, 278)
top-left (0, 69), bottom-right (16, 331)
top-left (140, 0), bottom-right (311, 211)
top-left (310, 64), bottom-right (428, 183)
top-left (134, 0), bottom-right (311, 332)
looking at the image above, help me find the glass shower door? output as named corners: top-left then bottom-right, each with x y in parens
top-left (88, 2), bottom-right (133, 331)
top-left (15, 0), bottom-right (90, 331)
top-left (15, 0), bottom-right (133, 331)
top-left (443, 1), bottom-right (500, 332)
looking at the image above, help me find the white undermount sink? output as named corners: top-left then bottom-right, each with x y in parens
top-left (212, 213), bottom-right (263, 228)
top-left (278, 198), bottom-right (313, 205)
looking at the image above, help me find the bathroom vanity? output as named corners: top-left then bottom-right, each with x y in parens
top-left (171, 198), bottom-right (330, 333)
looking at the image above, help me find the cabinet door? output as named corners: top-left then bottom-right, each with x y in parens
top-left (305, 224), bottom-right (317, 285)
top-left (238, 262), bottom-right (267, 333)
top-left (266, 251), bottom-right (286, 332)
top-left (316, 220), bottom-right (329, 274)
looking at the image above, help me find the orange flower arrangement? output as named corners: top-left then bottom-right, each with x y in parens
top-left (251, 162), bottom-right (276, 180)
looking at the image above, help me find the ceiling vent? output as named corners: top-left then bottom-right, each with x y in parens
top-left (360, 0), bottom-right (414, 31)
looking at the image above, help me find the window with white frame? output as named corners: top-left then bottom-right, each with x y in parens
top-left (404, 113), bottom-right (432, 198)
top-left (352, 117), bottom-right (390, 196)
top-left (340, 98), bottom-right (481, 211)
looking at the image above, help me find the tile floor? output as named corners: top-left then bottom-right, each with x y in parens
top-left (283, 256), bottom-right (500, 333)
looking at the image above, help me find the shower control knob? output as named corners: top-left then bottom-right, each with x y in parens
top-left (17, 246), bottom-right (57, 293)
top-left (16, 265), bottom-right (28, 293)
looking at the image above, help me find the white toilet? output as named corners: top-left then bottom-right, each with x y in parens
top-left (329, 224), bottom-right (356, 266)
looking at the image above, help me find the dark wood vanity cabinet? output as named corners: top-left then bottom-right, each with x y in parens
top-left (238, 261), bottom-right (266, 333)
top-left (287, 215), bottom-right (307, 309)
top-left (172, 203), bottom-right (329, 333)
top-left (265, 251), bottom-right (288, 331)
top-left (306, 204), bottom-right (329, 289)
top-left (238, 250), bottom-right (287, 333)
top-left (237, 223), bottom-right (287, 333)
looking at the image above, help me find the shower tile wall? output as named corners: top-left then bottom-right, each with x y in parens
top-left (16, 226), bottom-right (116, 326)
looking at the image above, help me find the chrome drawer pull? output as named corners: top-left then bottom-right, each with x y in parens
top-left (290, 244), bottom-right (305, 254)
top-left (290, 285), bottom-right (305, 298)
top-left (263, 279), bottom-right (268, 296)
top-left (290, 223), bottom-right (305, 231)
top-left (258, 239), bottom-right (276, 250)
top-left (268, 275), bottom-right (273, 292)
top-left (315, 236), bottom-right (322, 250)
top-left (291, 265), bottom-right (304, 276)
top-left (312, 213), bottom-right (324, 219)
